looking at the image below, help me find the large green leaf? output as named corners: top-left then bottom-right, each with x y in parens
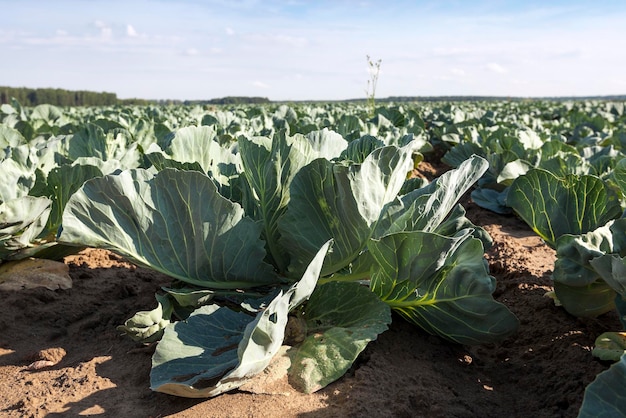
top-left (305, 128), bottom-right (348, 160)
top-left (374, 155), bottom-right (488, 237)
top-left (163, 125), bottom-right (241, 187)
top-left (551, 219), bottom-right (626, 317)
top-left (591, 253), bottom-right (626, 297)
top-left (471, 188), bottom-right (511, 215)
top-left (335, 114), bottom-right (364, 140)
top-left (554, 219), bottom-right (626, 287)
top-left (0, 125), bottom-right (26, 148)
top-left (612, 157), bottom-right (626, 196)
top-left (30, 104), bottom-right (66, 125)
top-left (578, 353), bottom-right (626, 418)
top-left (280, 159), bottom-right (368, 277)
top-left (59, 168), bottom-right (278, 289)
top-left (552, 280), bottom-right (616, 318)
top-left (150, 241), bottom-right (330, 398)
top-left (143, 151), bottom-right (204, 174)
top-left (368, 230), bottom-right (518, 344)
top-left (339, 134), bottom-right (385, 163)
top-left (0, 196), bottom-right (51, 261)
top-left (279, 144), bottom-right (414, 277)
top-left (350, 145), bottom-right (416, 225)
top-left (68, 123), bottom-right (141, 168)
top-left (145, 126), bottom-right (247, 205)
top-left (441, 142), bottom-right (484, 168)
top-left (507, 168), bottom-right (621, 247)
top-left (150, 304), bottom-right (250, 398)
top-left (30, 164), bottom-right (103, 232)
top-left (288, 281), bottom-right (391, 393)
top-left (238, 133), bottom-right (316, 273)
top-left (0, 144), bottom-right (38, 203)
top-left (496, 159), bottom-right (532, 186)
top-left (516, 127), bottom-right (544, 150)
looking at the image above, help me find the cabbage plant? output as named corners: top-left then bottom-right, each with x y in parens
top-left (507, 166), bottom-right (626, 417)
top-left (0, 126), bottom-right (104, 262)
top-left (507, 168), bottom-right (622, 317)
top-left (59, 127), bottom-right (517, 397)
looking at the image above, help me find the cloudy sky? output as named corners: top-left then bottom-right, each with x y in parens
top-left (2, 0), bottom-right (625, 101)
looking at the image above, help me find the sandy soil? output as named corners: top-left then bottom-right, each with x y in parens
top-left (0, 164), bottom-right (620, 418)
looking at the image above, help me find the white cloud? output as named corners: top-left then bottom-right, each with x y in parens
top-left (486, 63), bottom-right (507, 74)
top-left (94, 20), bottom-right (112, 40)
top-left (126, 24), bottom-right (138, 37)
top-left (1, 19), bottom-right (183, 55)
top-left (3, 0), bottom-right (626, 100)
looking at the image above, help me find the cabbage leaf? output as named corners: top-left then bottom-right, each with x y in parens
top-left (59, 168), bottom-right (279, 289)
top-left (368, 229), bottom-right (518, 344)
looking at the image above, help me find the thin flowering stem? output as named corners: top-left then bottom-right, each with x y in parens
top-left (365, 55), bottom-right (382, 116)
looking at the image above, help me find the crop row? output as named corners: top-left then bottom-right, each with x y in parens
top-left (1, 99), bottom-right (625, 416)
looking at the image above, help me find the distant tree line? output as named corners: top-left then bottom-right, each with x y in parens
top-left (366, 95), bottom-right (626, 103)
top-left (341, 96), bottom-right (524, 103)
top-left (383, 96), bottom-right (518, 102)
top-left (0, 86), bottom-right (153, 107)
top-left (9, 86), bottom-right (620, 108)
top-left (0, 87), bottom-right (272, 107)
top-left (184, 96), bottom-right (271, 105)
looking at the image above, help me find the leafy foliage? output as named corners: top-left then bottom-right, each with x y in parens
top-left (151, 241), bottom-right (330, 397)
top-left (60, 169), bottom-right (279, 289)
top-left (507, 169), bottom-right (621, 248)
top-left (10, 99), bottom-right (625, 406)
top-left (368, 229), bottom-right (518, 344)
top-left (288, 281), bottom-right (391, 393)
top-left (579, 353), bottom-right (626, 417)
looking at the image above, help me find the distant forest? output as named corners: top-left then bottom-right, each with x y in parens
top-left (1, 86), bottom-right (624, 107)
top-left (0, 86), bottom-right (152, 106)
top-left (0, 86), bottom-right (270, 107)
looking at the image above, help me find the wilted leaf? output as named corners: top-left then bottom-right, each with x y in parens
top-left (150, 241), bottom-right (331, 398)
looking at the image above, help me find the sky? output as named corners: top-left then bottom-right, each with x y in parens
top-left (1, 0), bottom-right (626, 101)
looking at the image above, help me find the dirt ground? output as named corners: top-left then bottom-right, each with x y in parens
top-left (0, 164), bottom-right (621, 418)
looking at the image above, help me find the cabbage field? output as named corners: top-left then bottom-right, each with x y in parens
top-left (1, 98), bottom-right (626, 417)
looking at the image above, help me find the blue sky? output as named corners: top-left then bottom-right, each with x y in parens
top-left (1, 0), bottom-right (625, 101)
